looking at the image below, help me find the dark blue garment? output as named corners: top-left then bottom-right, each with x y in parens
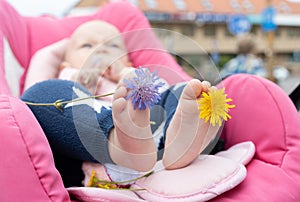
top-left (21, 79), bottom-right (114, 164)
top-left (21, 79), bottom-right (184, 164)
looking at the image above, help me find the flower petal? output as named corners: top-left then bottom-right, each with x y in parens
top-left (198, 87), bottom-right (235, 126)
top-left (124, 67), bottom-right (165, 110)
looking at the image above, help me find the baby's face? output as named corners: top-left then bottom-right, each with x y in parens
top-left (64, 20), bottom-right (130, 73)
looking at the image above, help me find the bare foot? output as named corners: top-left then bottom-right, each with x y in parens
top-left (162, 79), bottom-right (220, 170)
top-left (108, 85), bottom-right (157, 172)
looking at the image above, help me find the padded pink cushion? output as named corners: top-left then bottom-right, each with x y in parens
top-left (68, 142), bottom-right (255, 202)
top-left (215, 141), bottom-right (255, 166)
top-left (0, 94), bottom-right (70, 202)
top-left (215, 74), bottom-right (300, 201)
top-left (1, 0), bottom-right (300, 201)
top-left (132, 156), bottom-right (246, 201)
top-left (0, 30), bottom-right (10, 94)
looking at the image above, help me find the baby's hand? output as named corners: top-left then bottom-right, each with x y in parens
top-left (119, 67), bottom-right (136, 80)
top-left (72, 68), bottom-right (101, 93)
top-left (102, 59), bottom-right (134, 83)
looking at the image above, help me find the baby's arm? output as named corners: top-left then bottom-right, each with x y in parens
top-left (24, 39), bottom-right (69, 90)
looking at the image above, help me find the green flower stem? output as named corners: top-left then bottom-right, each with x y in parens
top-left (24, 92), bottom-right (156, 125)
top-left (23, 92), bottom-right (115, 108)
top-left (60, 92), bottom-right (115, 105)
top-left (93, 170), bottom-right (154, 185)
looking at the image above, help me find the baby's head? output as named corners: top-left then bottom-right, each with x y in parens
top-left (63, 20), bottom-right (131, 75)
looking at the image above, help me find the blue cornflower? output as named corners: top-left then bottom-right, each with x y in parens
top-left (124, 67), bottom-right (165, 110)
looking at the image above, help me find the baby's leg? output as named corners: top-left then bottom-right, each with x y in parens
top-left (108, 85), bottom-right (157, 172)
top-left (163, 79), bottom-right (220, 169)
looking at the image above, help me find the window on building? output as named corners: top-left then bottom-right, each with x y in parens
top-left (154, 25), bottom-right (173, 37)
top-left (128, 0), bottom-right (138, 7)
top-left (224, 28), bottom-right (234, 37)
top-left (287, 27), bottom-right (300, 38)
top-left (277, 2), bottom-right (291, 14)
top-left (275, 28), bottom-right (281, 37)
top-left (173, 0), bottom-right (186, 10)
top-left (180, 24), bottom-right (195, 36)
top-left (201, 0), bottom-right (213, 11)
top-left (145, 0), bottom-right (157, 9)
top-left (204, 25), bottom-right (216, 37)
top-left (222, 24), bottom-right (233, 37)
top-left (242, 0), bottom-right (254, 13)
top-left (230, 0), bottom-right (241, 12)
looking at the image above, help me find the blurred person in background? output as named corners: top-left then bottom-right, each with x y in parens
top-left (220, 34), bottom-right (267, 78)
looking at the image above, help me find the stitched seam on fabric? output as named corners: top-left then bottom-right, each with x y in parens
top-left (133, 166), bottom-right (241, 199)
top-left (8, 97), bottom-right (54, 202)
top-left (251, 76), bottom-right (287, 168)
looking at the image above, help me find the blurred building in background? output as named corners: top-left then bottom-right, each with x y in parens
top-left (71, 0), bottom-right (300, 77)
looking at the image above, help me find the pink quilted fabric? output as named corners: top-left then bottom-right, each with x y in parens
top-left (0, 95), bottom-right (70, 202)
top-left (215, 74), bottom-right (300, 201)
top-left (1, 0), bottom-right (300, 201)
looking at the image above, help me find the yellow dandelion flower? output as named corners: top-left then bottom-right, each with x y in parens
top-left (87, 170), bottom-right (97, 187)
top-left (85, 170), bottom-right (153, 191)
top-left (87, 170), bottom-right (118, 189)
top-left (198, 88), bottom-right (235, 127)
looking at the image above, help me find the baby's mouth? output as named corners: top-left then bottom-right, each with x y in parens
top-left (92, 58), bottom-right (112, 75)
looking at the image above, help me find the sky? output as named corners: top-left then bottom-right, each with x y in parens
top-left (6, 0), bottom-right (80, 17)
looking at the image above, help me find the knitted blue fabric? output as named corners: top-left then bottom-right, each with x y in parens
top-left (21, 79), bottom-right (114, 164)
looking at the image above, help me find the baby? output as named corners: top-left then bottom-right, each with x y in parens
top-left (25, 20), bottom-right (135, 101)
top-left (59, 20), bottom-right (135, 100)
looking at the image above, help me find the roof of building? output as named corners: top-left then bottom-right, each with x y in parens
top-left (125, 0), bottom-right (300, 15)
top-left (74, 0), bottom-right (300, 25)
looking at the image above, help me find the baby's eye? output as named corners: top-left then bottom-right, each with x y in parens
top-left (108, 43), bottom-right (120, 48)
top-left (80, 43), bottom-right (93, 48)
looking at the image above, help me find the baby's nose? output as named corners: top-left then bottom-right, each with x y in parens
top-left (94, 46), bottom-right (109, 54)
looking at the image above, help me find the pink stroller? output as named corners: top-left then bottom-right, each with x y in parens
top-left (1, 1), bottom-right (300, 201)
